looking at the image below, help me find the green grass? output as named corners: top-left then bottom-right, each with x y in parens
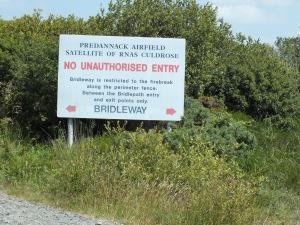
top-left (0, 116), bottom-right (299, 225)
top-left (231, 112), bottom-right (300, 224)
top-left (0, 129), bottom-right (262, 225)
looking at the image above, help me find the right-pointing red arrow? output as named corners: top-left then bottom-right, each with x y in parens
top-left (66, 105), bottom-right (76, 112)
top-left (166, 108), bottom-right (176, 115)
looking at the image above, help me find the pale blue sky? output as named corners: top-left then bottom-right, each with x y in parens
top-left (0, 0), bottom-right (299, 44)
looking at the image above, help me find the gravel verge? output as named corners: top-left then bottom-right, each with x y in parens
top-left (0, 192), bottom-right (120, 225)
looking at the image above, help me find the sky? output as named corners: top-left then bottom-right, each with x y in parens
top-left (0, 0), bottom-right (299, 44)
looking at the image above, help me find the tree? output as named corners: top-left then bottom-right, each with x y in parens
top-left (0, 1), bottom-right (299, 139)
top-left (0, 12), bottom-right (93, 139)
top-left (276, 36), bottom-right (300, 72)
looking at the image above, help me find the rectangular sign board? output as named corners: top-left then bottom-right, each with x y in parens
top-left (57, 34), bottom-right (185, 121)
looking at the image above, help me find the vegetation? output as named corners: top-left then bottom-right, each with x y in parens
top-left (1, 0), bottom-right (299, 138)
top-left (276, 36), bottom-right (300, 72)
top-left (1, 100), bottom-right (299, 225)
top-left (0, 0), bottom-right (299, 225)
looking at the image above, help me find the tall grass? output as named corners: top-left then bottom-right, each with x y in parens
top-left (1, 116), bottom-right (299, 224)
top-left (0, 125), bottom-right (262, 225)
top-left (231, 112), bottom-right (300, 224)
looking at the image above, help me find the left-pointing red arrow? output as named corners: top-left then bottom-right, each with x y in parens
top-left (66, 105), bottom-right (76, 112)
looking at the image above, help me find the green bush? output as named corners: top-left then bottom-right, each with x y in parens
top-left (237, 120), bottom-right (300, 192)
top-left (0, 119), bottom-right (52, 185)
top-left (1, 1), bottom-right (298, 139)
top-left (276, 36), bottom-right (300, 72)
top-left (47, 130), bottom-right (262, 225)
top-left (207, 38), bottom-right (300, 125)
top-left (165, 97), bottom-right (257, 157)
top-left (0, 127), bottom-right (261, 225)
top-left (0, 12), bottom-right (107, 139)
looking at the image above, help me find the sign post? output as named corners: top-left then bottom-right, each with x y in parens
top-left (167, 122), bottom-right (172, 132)
top-left (67, 118), bottom-right (74, 147)
top-left (57, 35), bottom-right (185, 145)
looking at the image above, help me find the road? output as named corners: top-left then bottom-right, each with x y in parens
top-left (0, 192), bottom-right (119, 225)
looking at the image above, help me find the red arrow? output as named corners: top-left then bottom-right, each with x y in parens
top-left (66, 105), bottom-right (76, 112)
top-left (166, 108), bottom-right (176, 115)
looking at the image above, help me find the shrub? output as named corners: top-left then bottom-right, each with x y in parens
top-left (207, 38), bottom-right (300, 126)
top-left (0, 127), bottom-right (261, 225)
top-left (165, 97), bottom-right (257, 157)
top-left (1, 2), bottom-right (299, 139)
top-left (46, 129), bottom-right (260, 225)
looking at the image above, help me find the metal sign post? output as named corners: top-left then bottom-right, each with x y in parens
top-left (167, 122), bottom-right (172, 132)
top-left (67, 118), bottom-right (74, 147)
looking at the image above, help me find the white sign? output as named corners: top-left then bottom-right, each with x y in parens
top-left (57, 34), bottom-right (185, 121)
